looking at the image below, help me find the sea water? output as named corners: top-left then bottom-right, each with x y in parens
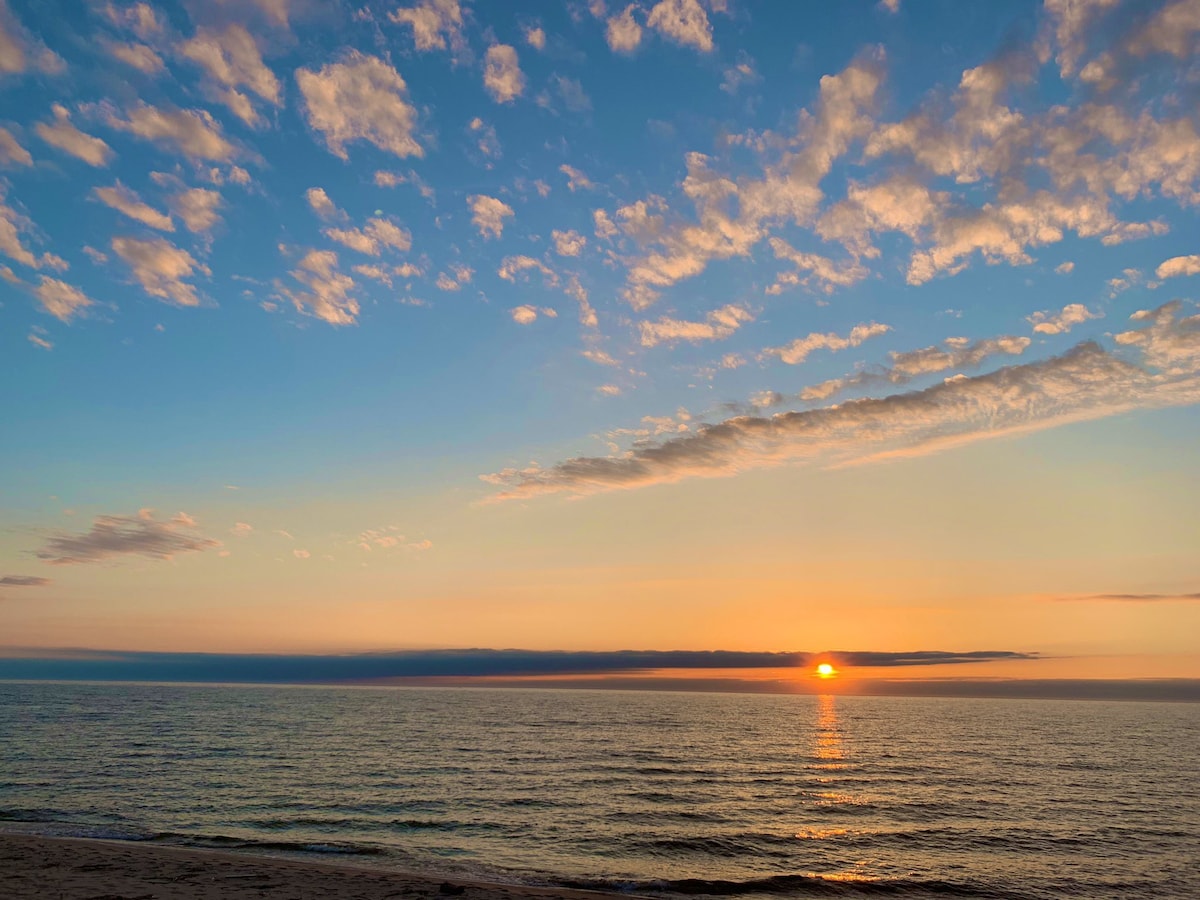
top-left (2, 682), bottom-right (1198, 898)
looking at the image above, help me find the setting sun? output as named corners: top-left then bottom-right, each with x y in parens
top-left (817, 664), bottom-right (837, 679)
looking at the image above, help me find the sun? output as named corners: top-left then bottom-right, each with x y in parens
top-left (816, 663), bottom-right (837, 678)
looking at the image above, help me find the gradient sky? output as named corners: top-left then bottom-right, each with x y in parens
top-left (2, 0), bottom-right (1199, 682)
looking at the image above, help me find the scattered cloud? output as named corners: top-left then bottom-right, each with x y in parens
top-left (647, 0), bottom-right (713, 52)
top-left (1027, 303), bottom-right (1101, 335)
top-left (324, 217), bottom-right (412, 255)
top-left (606, 4), bottom-right (643, 53)
top-left (483, 44), bottom-right (525, 103)
top-left (1, 189), bottom-right (68, 271)
top-left (231, 522), bottom-right (254, 537)
top-left (485, 304), bottom-right (1200, 500)
top-left (1055, 261), bottom-right (1075, 275)
top-left (170, 188), bottom-right (223, 233)
top-left (111, 235), bottom-right (202, 307)
top-left (102, 38), bottom-right (163, 75)
top-left (1156, 254), bottom-right (1200, 280)
top-left (296, 51), bottom-right (423, 160)
top-left (178, 24), bottom-right (281, 127)
top-left (762, 322), bottom-right (890, 365)
top-left (34, 276), bottom-right (95, 322)
top-left (35, 508), bottom-right (219, 565)
top-left (560, 164), bottom-right (593, 192)
top-left (468, 194), bottom-right (514, 239)
top-left (283, 249), bottom-right (359, 325)
top-left (524, 24), bottom-right (546, 50)
top-left (93, 182), bottom-right (173, 231)
top-left (639, 304), bottom-right (754, 348)
top-left (0, 126), bottom-right (32, 166)
top-left (1058, 592), bottom-right (1200, 602)
top-left (552, 229), bottom-right (587, 257)
top-left (35, 104), bottom-right (113, 167)
top-left (389, 0), bottom-right (465, 54)
top-left (105, 103), bottom-right (235, 162)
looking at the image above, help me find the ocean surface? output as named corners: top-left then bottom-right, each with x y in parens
top-left (1, 682), bottom-right (1198, 899)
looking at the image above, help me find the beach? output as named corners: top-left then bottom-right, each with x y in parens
top-left (0, 834), bottom-right (629, 900)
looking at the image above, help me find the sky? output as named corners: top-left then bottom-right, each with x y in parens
top-left (1, 0), bottom-right (1199, 690)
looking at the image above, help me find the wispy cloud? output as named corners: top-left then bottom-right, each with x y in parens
top-left (35, 509), bottom-right (220, 565)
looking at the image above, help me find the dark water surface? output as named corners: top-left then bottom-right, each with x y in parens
top-left (1, 682), bottom-right (1198, 898)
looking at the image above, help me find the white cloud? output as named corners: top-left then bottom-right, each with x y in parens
top-left (888, 335), bottom-right (1031, 376)
top-left (524, 25), bottom-right (546, 50)
top-left (1041, 0), bottom-right (1120, 77)
top-left (606, 5), bottom-right (642, 53)
top-left (28, 332), bottom-right (52, 350)
top-left (1156, 254), bottom-right (1200, 280)
top-left (594, 209), bottom-right (617, 239)
top-left (100, 2), bottom-right (163, 40)
top-left (324, 217), bottom-right (412, 256)
top-left (112, 235), bottom-right (202, 307)
top-left (435, 263), bottom-right (473, 290)
top-left (766, 237), bottom-right (869, 294)
top-left (170, 188), bottom-right (222, 233)
top-left (560, 164), bottom-right (594, 192)
top-left (283, 249), bottom-right (359, 325)
top-left (552, 229), bottom-right (587, 257)
top-left (468, 194), bottom-right (514, 239)
top-left (93, 182), bottom-right (173, 231)
top-left (389, 0), bottom-right (465, 53)
top-left (0, 0), bottom-right (63, 74)
top-left (35, 104), bottom-right (114, 167)
top-left (511, 305), bottom-right (539, 324)
top-left (597, 384), bottom-right (622, 396)
top-left (0, 126), bottom-right (31, 166)
top-left (498, 255), bottom-right (557, 285)
top-left (485, 306), bottom-right (1200, 500)
top-left (305, 187), bottom-right (344, 220)
top-left (720, 58), bottom-right (758, 94)
top-left (0, 189), bottom-right (67, 271)
top-left (1027, 303), bottom-right (1101, 335)
top-left (106, 103), bottom-right (235, 162)
top-left (231, 522), bottom-right (253, 537)
top-left (762, 322), bottom-right (890, 365)
top-left (484, 44), bottom-right (525, 103)
top-left (296, 52), bottom-right (423, 160)
top-left (639, 304), bottom-right (754, 348)
top-left (102, 39), bottom-right (163, 74)
top-left (468, 117), bottom-right (501, 160)
top-left (34, 276), bottom-right (95, 322)
top-left (1055, 261), bottom-right (1075, 275)
top-left (178, 24), bottom-right (281, 127)
top-left (646, 0), bottom-right (713, 52)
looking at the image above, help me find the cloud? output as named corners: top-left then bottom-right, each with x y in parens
top-left (296, 51), bottom-right (423, 160)
top-left (552, 229), bottom-right (587, 257)
top-left (468, 117), bottom-right (501, 160)
top-left (34, 277), bottom-right (95, 322)
top-left (111, 235), bottom-right (202, 307)
top-left (305, 187), bottom-right (343, 220)
top-left (639, 304), bottom-right (754, 348)
top-left (762, 322), bottom-right (890, 365)
top-left (606, 4), bottom-right (642, 53)
top-left (324, 217), bottom-right (412, 256)
top-left (468, 194), bottom-right (513, 239)
top-left (100, 1), bottom-right (163, 40)
top-left (0, 575), bottom-right (50, 586)
top-left (102, 38), bottom-right (163, 74)
top-left (1027, 303), bottom-right (1100, 335)
top-left (0, 126), bottom-right (32, 166)
top-left (178, 24), bottom-right (281, 127)
top-left (560, 164), bottom-right (593, 192)
top-left (766, 237), bottom-right (869, 295)
top-left (0, 0), bottom-right (63, 74)
top-left (389, 0), bottom-right (465, 53)
top-left (1055, 261), bottom-right (1075, 275)
top-left (35, 508), bottom-right (219, 565)
top-left (169, 188), bottom-right (222, 233)
top-left (434, 263), bottom-right (473, 291)
top-left (27, 332), bottom-right (52, 350)
top-left (720, 57), bottom-right (758, 94)
top-left (647, 0), bottom-right (713, 52)
top-left (1, 189), bottom-right (67, 271)
top-left (231, 522), bottom-right (253, 537)
top-left (106, 103), bottom-right (235, 162)
top-left (283, 249), bottom-right (359, 325)
top-left (524, 25), bottom-right (546, 50)
top-left (509, 302), bottom-right (557, 325)
top-left (483, 44), bottom-right (525, 103)
top-left (485, 304), bottom-right (1200, 499)
top-left (35, 105), bottom-right (113, 167)
top-left (93, 182), bottom-right (173, 231)
top-left (1156, 254), bottom-right (1200, 280)
top-left (1060, 591), bottom-right (1200, 602)
top-left (888, 335), bottom-right (1030, 377)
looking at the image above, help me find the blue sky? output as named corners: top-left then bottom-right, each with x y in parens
top-left (2, 0), bottom-right (1199, 674)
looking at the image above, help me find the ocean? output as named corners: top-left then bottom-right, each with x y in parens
top-left (1, 682), bottom-right (1197, 899)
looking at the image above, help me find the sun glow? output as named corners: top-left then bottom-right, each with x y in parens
top-left (817, 663), bottom-right (837, 678)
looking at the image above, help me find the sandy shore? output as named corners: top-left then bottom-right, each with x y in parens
top-left (0, 833), bottom-right (633, 900)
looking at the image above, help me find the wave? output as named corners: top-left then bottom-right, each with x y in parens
top-left (556, 873), bottom-right (1022, 898)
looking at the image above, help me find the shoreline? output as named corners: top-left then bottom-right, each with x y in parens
top-left (0, 833), bottom-right (636, 900)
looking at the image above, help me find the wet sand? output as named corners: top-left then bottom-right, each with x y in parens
top-left (0, 833), bottom-right (633, 900)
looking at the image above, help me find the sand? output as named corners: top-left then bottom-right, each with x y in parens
top-left (0, 834), bottom-right (633, 900)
